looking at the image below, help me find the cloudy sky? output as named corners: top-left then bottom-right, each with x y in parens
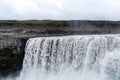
top-left (0, 0), bottom-right (120, 20)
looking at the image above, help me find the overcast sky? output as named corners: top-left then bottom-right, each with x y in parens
top-left (0, 0), bottom-right (120, 20)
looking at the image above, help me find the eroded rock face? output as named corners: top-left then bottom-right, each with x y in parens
top-left (0, 36), bottom-right (28, 76)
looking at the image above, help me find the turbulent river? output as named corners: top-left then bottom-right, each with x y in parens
top-left (4, 35), bottom-right (120, 80)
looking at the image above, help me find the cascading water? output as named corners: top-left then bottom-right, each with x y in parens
top-left (17, 35), bottom-right (120, 80)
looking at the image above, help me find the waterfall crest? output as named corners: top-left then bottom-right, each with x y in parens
top-left (17, 35), bottom-right (120, 80)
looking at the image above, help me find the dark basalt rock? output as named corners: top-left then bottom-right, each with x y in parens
top-left (0, 36), bottom-right (28, 77)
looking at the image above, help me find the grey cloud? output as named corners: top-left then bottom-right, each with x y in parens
top-left (0, 0), bottom-right (120, 20)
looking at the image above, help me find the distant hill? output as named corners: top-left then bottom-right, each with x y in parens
top-left (0, 20), bottom-right (120, 37)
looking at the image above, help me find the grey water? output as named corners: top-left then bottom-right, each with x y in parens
top-left (3, 35), bottom-right (120, 80)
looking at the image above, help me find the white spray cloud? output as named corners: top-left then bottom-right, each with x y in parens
top-left (0, 0), bottom-right (120, 20)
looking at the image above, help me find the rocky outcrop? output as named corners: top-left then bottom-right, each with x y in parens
top-left (0, 36), bottom-right (28, 77)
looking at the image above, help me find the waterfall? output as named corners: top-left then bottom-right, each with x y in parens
top-left (17, 35), bottom-right (120, 80)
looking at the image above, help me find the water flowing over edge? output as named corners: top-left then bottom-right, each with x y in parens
top-left (15, 34), bottom-right (120, 80)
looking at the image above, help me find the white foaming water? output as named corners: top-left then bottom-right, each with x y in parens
top-left (16, 35), bottom-right (120, 80)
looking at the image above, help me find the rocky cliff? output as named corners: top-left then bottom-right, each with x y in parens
top-left (0, 20), bottom-right (120, 77)
top-left (0, 36), bottom-right (28, 77)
